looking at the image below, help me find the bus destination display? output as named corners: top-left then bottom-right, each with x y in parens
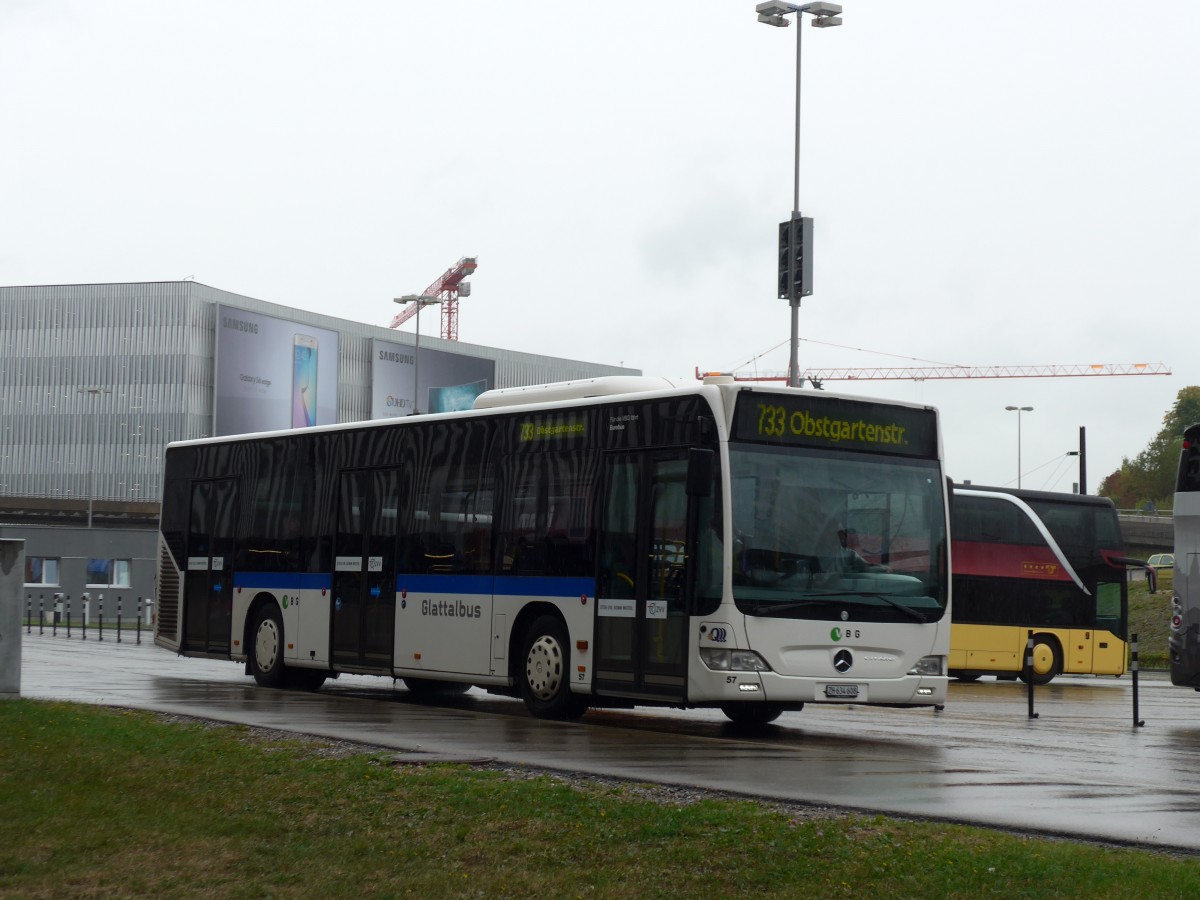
top-left (732, 393), bottom-right (937, 458)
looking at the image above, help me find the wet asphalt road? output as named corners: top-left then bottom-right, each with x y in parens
top-left (15, 631), bottom-right (1200, 852)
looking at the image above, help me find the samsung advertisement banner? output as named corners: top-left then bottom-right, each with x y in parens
top-left (371, 337), bottom-right (496, 419)
top-left (215, 305), bottom-right (340, 436)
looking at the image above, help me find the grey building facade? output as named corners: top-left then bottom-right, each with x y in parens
top-left (0, 281), bottom-right (635, 503)
top-left (0, 281), bottom-right (637, 605)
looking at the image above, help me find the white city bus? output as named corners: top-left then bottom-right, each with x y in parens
top-left (155, 375), bottom-right (950, 724)
top-left (1171, 422), bottom-right (1200, 688)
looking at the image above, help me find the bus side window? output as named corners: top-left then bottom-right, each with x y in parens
top-left (599, 459), bottom-right (638, 599)
top-left (1095, 582), bottom-right (1123, 635)
top-left (400, 420), bottom-right (494, 575)
top-left (499, 450), bottom-right (597, 578)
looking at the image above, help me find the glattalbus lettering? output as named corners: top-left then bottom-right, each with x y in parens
top-left (421, 598), bottom-right (482, 618)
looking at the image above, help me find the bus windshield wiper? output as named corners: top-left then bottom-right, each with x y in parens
top-left (800, 590), bottom-right (929, 623)
top-left (746, 598), bottom-right (831, 616)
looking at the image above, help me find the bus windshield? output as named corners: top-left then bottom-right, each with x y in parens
top-left (728, 443), bottom-right (947, 622)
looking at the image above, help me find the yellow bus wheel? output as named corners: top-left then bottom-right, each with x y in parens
top-left (1018, 635), bottom-right (1062, 686)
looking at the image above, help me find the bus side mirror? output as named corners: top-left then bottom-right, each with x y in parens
top-left (687, 448), bottom-right (714, 498)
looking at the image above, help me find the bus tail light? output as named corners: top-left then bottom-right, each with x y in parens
top-left (1172, 596), bottom-right (1184, 632)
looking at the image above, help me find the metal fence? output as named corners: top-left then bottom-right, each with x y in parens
top-left (23, 592), bottom-right (153, 644)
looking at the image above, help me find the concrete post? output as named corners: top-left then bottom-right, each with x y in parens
top-left (0, 539), bottom-right (24, 697)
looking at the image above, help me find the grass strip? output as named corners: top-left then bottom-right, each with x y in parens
top-left (3, 700), bottom-right (1200, 897)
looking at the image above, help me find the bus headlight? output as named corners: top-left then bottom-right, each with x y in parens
top-left (907, 655), bottom-right (945, 677)
top-left (700, 648), bottom-right (772, 672)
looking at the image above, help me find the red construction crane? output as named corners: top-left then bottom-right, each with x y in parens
top-left (695, 362), bottom-right (1172, 382)
top-left (389, 256), bottom-right (478, 341)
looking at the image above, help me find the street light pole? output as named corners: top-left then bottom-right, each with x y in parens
top-left (394, 294), bottom-right (441, 416)
top-left (78, 387), bottom-right (111, 527)
top-left (1005, 405), bottom-right (1034, 489)
top-left (756, 2), bottom-right (843, 388)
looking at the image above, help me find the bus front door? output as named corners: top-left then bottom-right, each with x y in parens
top-left (183, 477), bottom-right (239, 655)
top-left (331, 468), bottom-right (402, 671)
top-left (594, 453), bottom-right (689, 703)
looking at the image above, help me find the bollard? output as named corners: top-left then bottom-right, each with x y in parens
top-left (117, 595), bottom-right (122, 643)
top-left (26, 595), bottom-right (32, 635)
top-left (1131, 632), bottom-right (1146, 728)
top-left (80, 593), bottom-right (85, 640)
top-left (136, 597), bottom-right (142, 645)
top-left (54, 593), bottom-right (61, 637)
top-left (98, 594), bottom-right (104, 642)
top-left (38, 594), bottom-right (44, 636)
top-left (0, 539), bottom-right (24, 697)
top-left (1025, 630), bottom-right (1039, 720)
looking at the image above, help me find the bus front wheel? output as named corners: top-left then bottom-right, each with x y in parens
top-left (1019, 635), bottom-right (1063, 686)
top-left (405, 677), bottom-right (471, 697)
top-left (721, 703), bottom-right (787, 726)
top-left (519, 615), bottom-right (588, 720)
top-left (249, 605), bottom-right (288, 688)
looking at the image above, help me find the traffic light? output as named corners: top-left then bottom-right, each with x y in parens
top-left (777, 214), bottom-right (813, 300)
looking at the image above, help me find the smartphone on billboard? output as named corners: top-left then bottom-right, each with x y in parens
top-left (292, 334), bottom-right (318, 428)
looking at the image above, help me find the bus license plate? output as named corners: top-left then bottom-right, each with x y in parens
top-left (825, 684), bottom-right (859, 699)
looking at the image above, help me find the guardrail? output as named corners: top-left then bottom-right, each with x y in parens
top-left (1118, 510), bottom-right (1173, 521)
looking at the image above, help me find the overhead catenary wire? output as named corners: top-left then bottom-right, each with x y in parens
top-left (729, 338), bottom-right (963, 376)
top-left (998, 453), bottom-right (1081, 492)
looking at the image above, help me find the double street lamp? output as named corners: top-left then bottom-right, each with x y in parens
top-left (755, 2), bottom-right (843, 388)
top-left (393, 294), bottom-right (442, 416)
top-left (1005, 405), bottom-right (1034, 488)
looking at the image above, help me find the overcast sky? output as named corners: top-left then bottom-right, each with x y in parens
top-left (4, 1), bottom-right (1196, 494)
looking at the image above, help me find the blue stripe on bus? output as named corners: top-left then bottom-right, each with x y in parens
top-left (231, 571), bottom-right (596, 599)
top-left (494, 575), bottom-right (595, 598)
top-left (394, 574), bottom-right (595, 598)
top-left (396, 574), bottom-right (495, 595)
top-left (234, 572), bottom-right (332, 591)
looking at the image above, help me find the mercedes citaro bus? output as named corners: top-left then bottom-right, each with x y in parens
top-left (156, 376), bottom-right (950, 725)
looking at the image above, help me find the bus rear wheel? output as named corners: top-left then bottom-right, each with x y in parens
top-left (1019, 635), bottom-right (1063, 686)
top-left (288, 669), bottom-right (327, 692)
top-left (519, 615), bottom-right (588, 720)
top-left (250, 605), bottom-right (288, 688)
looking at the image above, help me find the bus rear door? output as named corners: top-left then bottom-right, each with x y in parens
top-left (183, 477), bottom-right (239, 655)
top-left (331, 468), bottom-right (402, 671)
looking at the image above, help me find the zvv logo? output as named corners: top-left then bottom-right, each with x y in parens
top-left (709, 627), bottom-right (728, 643)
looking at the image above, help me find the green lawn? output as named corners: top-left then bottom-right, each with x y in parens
top-left (1129, 570), bottom-right (1173, 668)
top-left (2, 700), bottom-right (1199, 898)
